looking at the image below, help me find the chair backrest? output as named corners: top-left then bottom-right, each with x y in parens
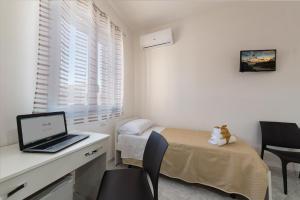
top-left (143, 131), bottom-right (168, 200)
top-left (260, 121), bottom-right (300, 149)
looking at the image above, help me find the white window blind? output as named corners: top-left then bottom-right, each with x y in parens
top-left (34, 0), bottom-right (124, 124)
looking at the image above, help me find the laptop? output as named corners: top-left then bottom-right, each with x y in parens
top-left (16, 111), bottom-right (89, 153)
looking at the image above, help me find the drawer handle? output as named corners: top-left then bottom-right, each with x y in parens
top-left (7, 183), bottom-right (26, 198)
top-left (84, 147), bottom-right (101, 157)
top-left (92, 149), bottom-right (98, 154)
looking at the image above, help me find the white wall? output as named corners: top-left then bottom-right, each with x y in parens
top-left (0, 0), bottom-right (135, 159)
top-left (134, 2), bottom-right (300, 150)
top-left (0, 0), bottom-right (38, 147)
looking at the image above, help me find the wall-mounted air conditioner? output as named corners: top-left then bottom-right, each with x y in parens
top-left (140, 28), bottom-right (173, 48)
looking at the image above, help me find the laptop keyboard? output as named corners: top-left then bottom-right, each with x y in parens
top-left (32, 134), bottom-right (78, 150)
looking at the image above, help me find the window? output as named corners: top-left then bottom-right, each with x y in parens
top-left (34, 0), bottom-right (123, 124)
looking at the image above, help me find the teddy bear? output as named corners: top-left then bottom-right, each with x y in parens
top-left (209, 125), bottom-right (237, 146)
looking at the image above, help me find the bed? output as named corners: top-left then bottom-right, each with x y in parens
top-left (115, 118), bottom-right (272, 200)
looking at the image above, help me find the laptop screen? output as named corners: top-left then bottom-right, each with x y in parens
top-left (20, 114), bottom-right (66, 145)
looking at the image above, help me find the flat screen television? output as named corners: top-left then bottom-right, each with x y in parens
top-left (240, 49), bottom-right (276, 72)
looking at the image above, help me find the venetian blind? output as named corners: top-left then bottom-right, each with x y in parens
top-left (33, 0), bottom-right (124, 124)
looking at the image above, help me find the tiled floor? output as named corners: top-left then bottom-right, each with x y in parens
top-left (108, 161), bottom-right (300, 200)
top-left (268, 167), bottom-right (300, 200)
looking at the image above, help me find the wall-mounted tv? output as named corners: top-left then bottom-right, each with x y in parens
top-left (240, 49), bottom-right (276, 72)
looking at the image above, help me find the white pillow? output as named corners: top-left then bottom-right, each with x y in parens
top-left (119, 119), bottom-right (153, 135)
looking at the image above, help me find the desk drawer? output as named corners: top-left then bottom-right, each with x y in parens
top-left (0, 139), bottom-right (107, 200)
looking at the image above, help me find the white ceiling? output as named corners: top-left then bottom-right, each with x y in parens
top-left (107, 0), bottom-right (227, 31)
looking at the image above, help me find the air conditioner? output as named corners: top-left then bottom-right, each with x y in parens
top-left (140, 28), bottom-right (173, 48)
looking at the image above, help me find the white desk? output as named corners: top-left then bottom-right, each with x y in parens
top-left (0, 132), bottom-right (109, 200)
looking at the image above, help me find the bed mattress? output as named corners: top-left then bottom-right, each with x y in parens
top-left (117, 126), bottom-right (165, 160)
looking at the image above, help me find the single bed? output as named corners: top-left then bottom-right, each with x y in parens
top-left (115, 118), bottom-right (272, 200)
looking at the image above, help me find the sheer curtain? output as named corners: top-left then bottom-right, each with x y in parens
top-left (34, 0), bottom-right (124, 124)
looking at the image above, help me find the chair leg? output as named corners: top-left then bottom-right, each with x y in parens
top-left (261, 145), bottom-right (265, 159)
top-left (281, 160), bottom-right (288, 195)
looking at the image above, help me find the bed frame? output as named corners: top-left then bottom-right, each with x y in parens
top-left (114, 117), bottom-right (273, 200)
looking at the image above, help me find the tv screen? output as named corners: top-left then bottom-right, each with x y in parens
top-left (240, 49), bottom-right (276, 72)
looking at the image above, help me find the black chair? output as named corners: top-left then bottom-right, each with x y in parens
top-left (260, 121), bottom-right (300, 194)
top-left (97, 131), bottom-right (169, 200)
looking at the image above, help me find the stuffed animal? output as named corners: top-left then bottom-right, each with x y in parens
top-left (209, 125), bottom-right (237, 146)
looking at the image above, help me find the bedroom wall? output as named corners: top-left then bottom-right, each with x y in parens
top-left (0, 0), bottom-right (38, 147)
top-left (0, 0), bottom-right (134, 159)
top-left (134, 2), bottom-right (300, 153)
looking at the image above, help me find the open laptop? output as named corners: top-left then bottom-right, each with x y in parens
top-left (17, 111), bottom-right (89, 153)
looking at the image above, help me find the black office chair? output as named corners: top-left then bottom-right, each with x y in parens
top-left (260, 121), bottom-right (300, 194)
top-left (97, 131), bottom-right (169, 200)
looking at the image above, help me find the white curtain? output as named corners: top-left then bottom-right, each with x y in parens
top-left (34, 0), bottom-right (124, 124)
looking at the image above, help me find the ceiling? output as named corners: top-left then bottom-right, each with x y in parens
top-left (107, 0), bottom-right (227, 31)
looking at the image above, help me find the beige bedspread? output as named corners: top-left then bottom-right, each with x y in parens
top-left (123, 128), bottom-right (269, 200)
